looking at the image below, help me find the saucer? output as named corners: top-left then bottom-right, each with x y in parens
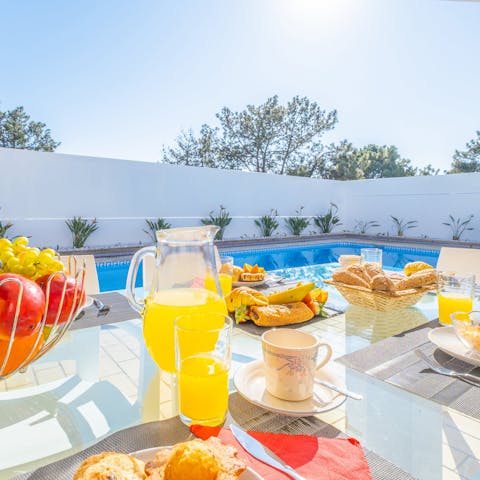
top-left (428, 327), bottom-right (480, 367)
top-left (233, 360), bottom-right (346, 416)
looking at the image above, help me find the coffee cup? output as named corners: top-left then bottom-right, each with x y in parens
top-left (261, 328), bottom-right (332, 401)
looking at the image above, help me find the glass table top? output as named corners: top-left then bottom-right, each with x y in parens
top-left (1, 292), bottom-right (479, 480)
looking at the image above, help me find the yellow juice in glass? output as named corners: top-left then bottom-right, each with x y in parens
top-left (437, 292), bottom-right (473, 325)
top-left (179, 354), bottom-right (229, 426)
top-left (205, 273), bottom-right (232, 296)
top-left (143, 288), bottom-right (227, 372)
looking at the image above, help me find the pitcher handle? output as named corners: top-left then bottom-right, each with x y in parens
top-left (126, 246), bottom-right (156, 313)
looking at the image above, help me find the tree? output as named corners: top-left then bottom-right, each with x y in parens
top-left (163, 95), bottom-right (440, 179)
top-left (322, 140), bottom-right (363, 180)
top-left (449, 131), bottom-right (480, 173)
top-left (163, 95), bottom-right (337, 175)
top-left (323, 142), bottom-right (438, 180)
top-left (0, 106), bottom-right (60, 151)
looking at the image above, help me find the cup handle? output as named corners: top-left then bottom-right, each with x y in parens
top-left (315, 342), bottom-right (333, 370)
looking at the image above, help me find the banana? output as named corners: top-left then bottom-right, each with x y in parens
top-left (266, 282), bottom-right (316, 304)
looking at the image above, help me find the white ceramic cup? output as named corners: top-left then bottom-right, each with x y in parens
top-left (261, 328), bottom-right (333, 401)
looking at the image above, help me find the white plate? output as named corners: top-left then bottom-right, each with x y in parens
top-left (428, 327), bottom-right (480, 367)
top-left (132, 447), bottom-right (263, 479)
top-left (234, 360), bottom-right (346, 416)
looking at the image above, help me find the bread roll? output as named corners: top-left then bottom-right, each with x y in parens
top-left (371, 273), bottom-right (396, 292)
top-left (363, 263), bottom-right (383, 281)
top-left (397, 269), bottom-right (437, 290)
top-left (332, 269), bottom-right (371, 289)
top-left (346, 264), bottom-right (372, 285)
top-left (74, 452), bottom-right (146, 480)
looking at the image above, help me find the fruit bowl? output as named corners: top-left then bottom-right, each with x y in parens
top-left (452, 311), bottom-right (480, 353)
top-left (0, 245), bottom-right (86, 379)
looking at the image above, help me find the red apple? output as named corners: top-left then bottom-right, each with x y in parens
top-left (36, 272), bottom-right (85, 325)
top-left (0, 273), bottom-right (45, 339)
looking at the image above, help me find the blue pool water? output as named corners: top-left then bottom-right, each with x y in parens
top-left (97, 242), bottom-right (439, 292)
top-left (97, 261), bottom-right (143, 293)
top-left (224, 242), bottom-right (439, 272)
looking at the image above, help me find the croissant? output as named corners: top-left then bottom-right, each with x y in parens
top-left (225, 287), bottom-right (268, 313)
top-left (404, 261), bottom-right (434, 277)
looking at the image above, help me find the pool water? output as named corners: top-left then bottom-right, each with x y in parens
top-left (97, 242), bottom-right (439, 293)
top-left (224, 242), bottom-right (438, 271)
top-left (97, 261), bottom-right (143, 293)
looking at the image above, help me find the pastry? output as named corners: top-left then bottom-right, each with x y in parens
top-left (250, 302), bottom-right (314, 326)
top-left (370, 273), bottom-right (396, 292)
top-left (363, 262), bottom-right (383, 281)
top-left (240, 272), bottom-right (265, 282)
top-left (145, 437), bottom-right (245, 480)
top-left (386, 271), bottom-right (406, 283)
top-left (397, 269), bottom-right (437, 290)
top-left (404, 261), bottom-right (434, 277)
top-left (345, 264), bottom-right (372, 285)
top-left (225, 287), bottom-right (268, 313)
top-left (332, 268), bottom-right (371, 289)
top-left (73, 452), bottom-right (146, 480)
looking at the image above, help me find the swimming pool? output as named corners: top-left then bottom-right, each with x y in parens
top-left (97, 242), bottom-right (439, 292)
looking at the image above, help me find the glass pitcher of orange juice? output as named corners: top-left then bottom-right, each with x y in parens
top-left (126, 226), bottom-right (227, 372)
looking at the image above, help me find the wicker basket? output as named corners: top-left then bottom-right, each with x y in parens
top-left (324, 279), bottom-right (435, 312)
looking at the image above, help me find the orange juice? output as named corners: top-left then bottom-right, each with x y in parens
top-left (178, 354), bottom-right (229, 426)
top-left (437, 292), bottom-right (473, 325)
top-left (205, 273), bottom-right (232, 296)
top-left (143, 288), bottom-right (227, 372)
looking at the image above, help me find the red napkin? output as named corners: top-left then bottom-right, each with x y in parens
top-left (190, 425), bottom-right (373, 480)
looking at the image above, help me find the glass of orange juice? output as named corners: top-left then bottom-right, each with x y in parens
top-left (218, 256), bottom-right (234, 296)
top-left (175, 313), bottom-right (232, 427)
top-left (437, 272), bottom-right (475, 326)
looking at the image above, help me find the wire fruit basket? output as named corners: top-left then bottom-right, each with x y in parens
top-left (0, 259), bottom-right (86, 379)
top-left (324, 279), bottom-right (435, 312)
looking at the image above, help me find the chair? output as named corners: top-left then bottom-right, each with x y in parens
top-left (436, 247), bottom-right (480, 283)
top-left (60, 254), bottom-right (100, 295)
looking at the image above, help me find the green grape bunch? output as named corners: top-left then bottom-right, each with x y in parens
top-left (0, 237), bottom-right (64, 280)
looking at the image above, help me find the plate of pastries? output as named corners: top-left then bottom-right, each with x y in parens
top-left (73, 437), bottom-right (262, 479)
top-left (232, 264), bottom-right (268, 287)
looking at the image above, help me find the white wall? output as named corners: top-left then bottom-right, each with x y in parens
top-left (343, 174), bottom-right (480, 241)
top-left (2, 148), bottom-right (479, 248)
top-left (1, 148), bottom-right (343, 248)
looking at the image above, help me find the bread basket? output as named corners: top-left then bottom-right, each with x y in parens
top-left (324, 279), bottom-right (435, 312)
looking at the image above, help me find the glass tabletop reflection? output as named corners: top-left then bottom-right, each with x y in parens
top-left (0, 292), bottom-right (479, 480)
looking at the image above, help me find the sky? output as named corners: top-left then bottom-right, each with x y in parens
top-left (0, 0), bottom-right (479, 171)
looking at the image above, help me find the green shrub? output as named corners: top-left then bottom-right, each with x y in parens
top-left (354, 220), bottom-right (380, 234)
top-left (285, 207), bottom-right (310, 236)
top-left (314, 203), bottom-right (341, 233)
top-left (390, 216), bottom-right (418, 237)
top-left (144, 218), bottom-right (172, 243)
top-left (442, 214), bottom-right (474, 240)
top-left (255, 209), bottom-right (279, 237)
top-left (65, 216), bottom-right (99, 248)
top-left (0, 207), bottom-right (13, 239)
top-left (201, 205), bottom-right (232, 240)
